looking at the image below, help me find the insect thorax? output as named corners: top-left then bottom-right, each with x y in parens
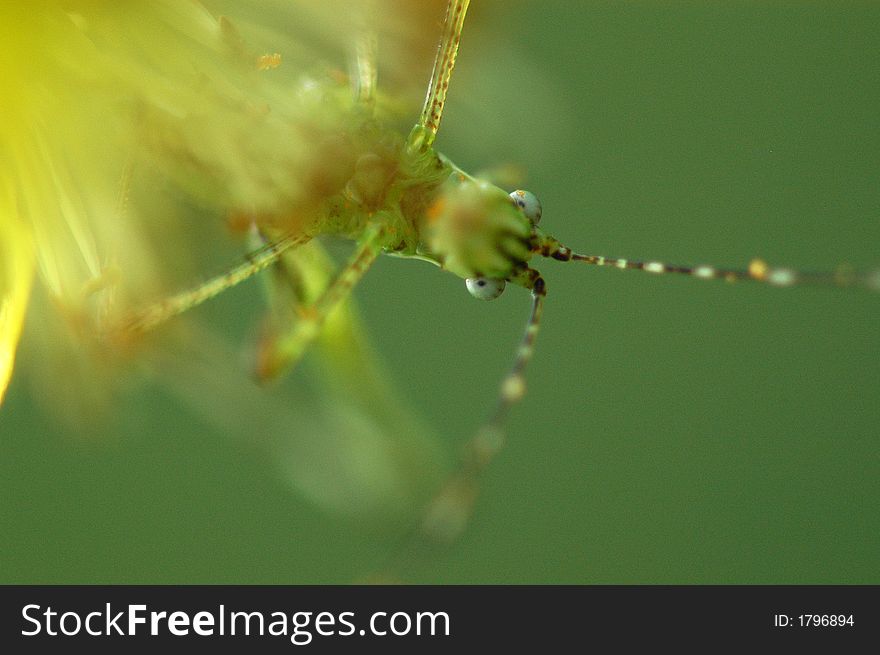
top-left (321, 135), bottom-right (536, 283)
top-left (271, 118), bottom-right (451, 256)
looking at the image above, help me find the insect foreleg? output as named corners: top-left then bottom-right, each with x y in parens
top-left (254, 223), bottom-right (386, 382)
top-left (121, 232), bottom-right (311, 336)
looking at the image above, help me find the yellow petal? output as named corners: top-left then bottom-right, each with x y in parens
top-left (0, 209), bottom-right (35, 407)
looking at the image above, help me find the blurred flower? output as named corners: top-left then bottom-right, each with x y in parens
top-left (1, 1), bottom-right (272, 405)
top-left (0, 0), bottom-right (448, 518)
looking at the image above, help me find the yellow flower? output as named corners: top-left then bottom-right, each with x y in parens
top-left (0, 209), bottom-right (33, 405)
top-left (0, 1), bottom-right (447, 518)
top-left (0, 1), bottom-right (306, 405)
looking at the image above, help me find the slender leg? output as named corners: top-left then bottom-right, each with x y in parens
top-left (122, 232), bottom-right (311, 335)
top-left (408, 0), bottom-right (471, 152)
top-left (255, 223), bottom-right (386, 381)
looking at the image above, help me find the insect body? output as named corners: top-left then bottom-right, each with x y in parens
top-left (108, 2), bottom-right (880, 548)
top-left (2, 1), bottom-right (877, 550)
top-left (120, 0), bottom-right (878, 462)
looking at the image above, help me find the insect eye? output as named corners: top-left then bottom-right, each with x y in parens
top-left (466, 277), bottom-right (506, 301)
top-left (509, 189), bottom-right (542, 225)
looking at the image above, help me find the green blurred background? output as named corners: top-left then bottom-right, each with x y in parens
top-left (2, 1), bottom-right (878, 583)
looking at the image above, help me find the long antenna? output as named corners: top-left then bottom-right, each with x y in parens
top-left (533, 232), bottom-right (880, 292)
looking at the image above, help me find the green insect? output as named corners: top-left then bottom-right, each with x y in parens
top-left (121, 0), bottom-right (878, 503)
top-left (0, 0), bottom-right (880, 580)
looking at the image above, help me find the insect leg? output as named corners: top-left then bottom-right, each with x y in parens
top-left (408, 0), bottom-right (471, 152)
top-left (122, 232), bottom-right (311, 336)
top-left (421, 267), bottom-right (547, 544)
top-left (254, 223), bottom-right (386, 382)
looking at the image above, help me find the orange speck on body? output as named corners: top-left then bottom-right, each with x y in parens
top-left (427, 197), bottom-right (446, 224)
top-left (256, 53), bottom-right (282, 70)
top-left (329, 68), bottom-right (348, 85)
top-left (226, 211), bottom-right (255, 234)
top-left (748, 258), bottom-right (768, 280)
top-left (298, 305), bottom-right (319, 322)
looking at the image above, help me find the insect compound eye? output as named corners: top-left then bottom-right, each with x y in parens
top-left (509, 189), bottom-right (542, 225)
top-left (466, 277), bottom-right (506, 301)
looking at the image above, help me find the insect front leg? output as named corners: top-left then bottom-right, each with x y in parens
top-left (254, 223), bottom-right (386, 383)
top-left (120, 232), bottom-right (310, 338)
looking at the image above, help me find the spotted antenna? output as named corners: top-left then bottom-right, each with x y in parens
top-left (530, 231), bottom-right (880, 292)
